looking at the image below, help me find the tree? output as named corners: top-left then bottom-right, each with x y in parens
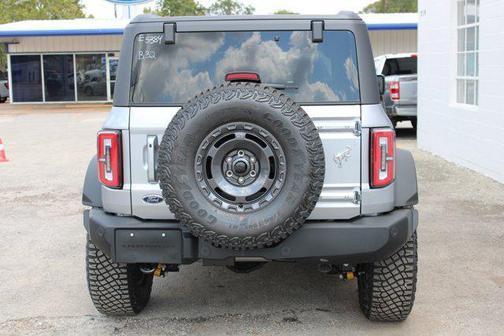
top-left (0, 0), bottom-right (86, 23)
top-left (362, 0), bottom-right (417, 13)
top-left (208, 0), bottom-right (255, 15)
top-left (274, 9), bottom-right (298, 15)
top-left (0, 0), bottom-right (86, 71)
top-left (152, 0), bottom-right (255, 17)
top-left (155, 0), bottom-right (206, 16)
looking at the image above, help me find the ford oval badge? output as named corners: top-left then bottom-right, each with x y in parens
top-left (142, 195), bottom-right (164, 204)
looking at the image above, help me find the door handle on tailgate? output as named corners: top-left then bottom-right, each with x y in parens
top-left (147, 135), bottom-right (158, 183)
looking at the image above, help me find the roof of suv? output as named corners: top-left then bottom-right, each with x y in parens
top-left (130, 12), bottom-right (363, 24)
top-left (114, 11), bottom-right (381, 107)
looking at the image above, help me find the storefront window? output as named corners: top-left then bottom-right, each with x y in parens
top-left (108, 52), bottom-right (120, 99)
top-left (76, 54), bottom-right (107, 101)
top-left (43, 55), bottom-right (75, 101)
top-left (11, 55), bottom-right (43, 102)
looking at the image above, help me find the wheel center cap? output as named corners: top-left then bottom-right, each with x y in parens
top-left (233, 160), bottom-right (248, 175)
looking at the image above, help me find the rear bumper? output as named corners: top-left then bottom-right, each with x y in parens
top-left (387, 105), bottom-right (417, 117)
top-left (84, 207), bottom-right (418, 265)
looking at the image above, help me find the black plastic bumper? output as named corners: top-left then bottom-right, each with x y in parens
top-left (84, 207), bottom-right (418, 264)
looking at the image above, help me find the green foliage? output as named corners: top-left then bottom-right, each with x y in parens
top-left (155, 0), bottom-right (206, 16)
top-left (154, 0), bottom-right (255, 16)
top-left (362, 0), bottom-right (417, 13)
top-left (208, 0), bottom-right (255, 15)
top-left (0, 48), bottom-right (6, 72)
top-left (0, 0), bottom-right (86, 71)
top-left (274, 9), bottom-right (298, 15)
top-left (0, 0), bottom-right (86, 23)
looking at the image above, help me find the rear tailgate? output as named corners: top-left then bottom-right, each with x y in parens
top-left (129, 105), bottom-right (362, 221)
top-left (397, 74), bottom-right (417, 106)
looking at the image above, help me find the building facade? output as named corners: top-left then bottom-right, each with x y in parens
top-left (0, 20), bottom-right (126, 104)
top-left (0, 14), bottom-right (417, 104)
top-left (418, 0), bottom-right (504, 183)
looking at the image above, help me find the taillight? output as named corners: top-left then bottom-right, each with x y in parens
top-left (389, 81), bottom-right (400, 101)
top-left (97, 130), bottom-right (122, 188)
top-left (370, 129), bottom-right (395, 188)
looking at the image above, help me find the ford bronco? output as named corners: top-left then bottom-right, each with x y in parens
top-left (83, 12), bottom-right (419, 322)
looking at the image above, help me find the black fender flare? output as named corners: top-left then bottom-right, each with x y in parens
top-left (394, 149), bottom-right (419, 207)
top-left (82, 155), bottom-right (102, 209)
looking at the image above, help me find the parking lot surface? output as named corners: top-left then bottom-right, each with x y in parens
top-left (0, 105), bottom-right (503, 335)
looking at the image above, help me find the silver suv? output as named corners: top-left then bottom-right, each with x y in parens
top-left (83, 12), bottom-right (419, 322)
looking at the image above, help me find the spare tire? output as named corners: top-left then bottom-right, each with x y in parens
top-left (158, 82), bottom-right (324, 249)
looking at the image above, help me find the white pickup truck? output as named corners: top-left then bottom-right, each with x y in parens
top-left (375, 53), bottom-right (417, 129)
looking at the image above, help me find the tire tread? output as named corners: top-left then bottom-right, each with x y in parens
top-left (86, 238), bottom-right (153, 316)
top-left (358, 232), bottom-right (418, 322)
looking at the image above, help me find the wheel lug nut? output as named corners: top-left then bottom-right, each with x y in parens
top-left (250, 157), bottom-right (256, 163)
top-left (238, 150), bottom-right (244, 157)
top-left (226, 170), bottom-right (233, 177)
top-left (227, 157), bottom-right (233, 162)
top-left (250, 170), bottom-right (256, 177)
top-left (238, 177), bottom-right (244, 184)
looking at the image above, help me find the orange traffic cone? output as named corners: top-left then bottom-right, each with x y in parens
top-left (0, 138), bottom-right (9, 162)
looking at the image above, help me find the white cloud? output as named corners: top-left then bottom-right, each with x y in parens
top-left (215, 32), bottom-right (340, 101)
top-left (134, 33), bottom-right (224, 102)
top-left (345, 57), bottom-right (359, 92)
top-left (134, 31), bottom-right (362, 103)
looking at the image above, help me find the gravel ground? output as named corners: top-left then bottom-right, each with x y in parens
top-left (0, 105), bottom-right (503, 335)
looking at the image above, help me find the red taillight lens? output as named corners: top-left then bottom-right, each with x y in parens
top-left (370, 129), bottom-right (395, 188)
top-left (225, 72), bottom-right (261, 83)
top-left (97, 130), bottom-right (122, 189)
top-left (389, 81), bottom-right (400, 101)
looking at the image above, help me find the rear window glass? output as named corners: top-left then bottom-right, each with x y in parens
top-left (131, 31), bottom-right (360, 105)
top-left (382, 57), bottom-right (417, 76)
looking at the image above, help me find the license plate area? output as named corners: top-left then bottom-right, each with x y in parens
top-left (115, 229), bottom-right (182, 264)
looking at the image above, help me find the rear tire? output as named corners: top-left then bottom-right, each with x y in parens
top-left (86, 238), bottom-right (153, 316)
top-left (358, 232), bottom-right (418, 322)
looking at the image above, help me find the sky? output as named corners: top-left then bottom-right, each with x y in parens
top-left (82, 0), bottom-right (377, 19)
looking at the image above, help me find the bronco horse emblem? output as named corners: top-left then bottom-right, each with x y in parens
top-left (333, 146), bottom-right (352, 167)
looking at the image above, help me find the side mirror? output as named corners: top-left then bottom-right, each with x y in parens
top-left (377, 74), bottom-right (385, 96)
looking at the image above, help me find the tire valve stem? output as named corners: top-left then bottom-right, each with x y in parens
top-left (154, 264), bottom-right (166, 278)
